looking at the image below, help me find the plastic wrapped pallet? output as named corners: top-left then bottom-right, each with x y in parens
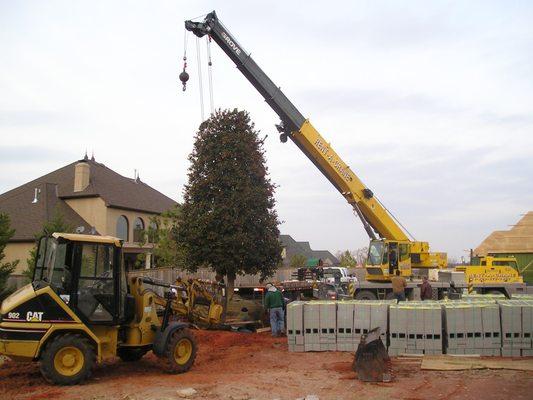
top-left (499, 300), bottom-right (523, 356)
top-left (353, 301), bottom-right (371, 342)
top-left (336, 301), bottom-right (356, 352)
top-left (319, 301), bottom-right (337, 351)
top-left (304, 302), bottom-right (321, 351)
top-left (389, 303), bottom-right (409, 355)
top-left (443, 303), bottom-right (465, 354)
top-left (521, 300), bottom-right (533, 355)
top-left (480, 302), bottom-right (501, 356)
top-left (498, 299), bottom-right (533, 356)
top-left (287, 301), bottom-right (305, 352)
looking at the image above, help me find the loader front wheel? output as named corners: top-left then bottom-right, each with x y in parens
top-left (40, 333), bottom-right (96, 385)
top-left (165, 328), bottom-right (197, 373)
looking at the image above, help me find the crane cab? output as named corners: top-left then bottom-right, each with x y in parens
top-left (365, 239), bottom-right (412, 281)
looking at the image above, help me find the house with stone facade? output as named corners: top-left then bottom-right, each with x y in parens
top-left (0, 156), bottom-right (177, 285)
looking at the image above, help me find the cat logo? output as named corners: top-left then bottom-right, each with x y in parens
top-left (26, 311), bottom-right (44, 322)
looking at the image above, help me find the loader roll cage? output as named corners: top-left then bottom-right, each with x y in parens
top-left (32, 235), bottom-right (129, 325)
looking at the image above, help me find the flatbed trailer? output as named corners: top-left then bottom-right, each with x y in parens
top-left (351, 280), bottom-right (528, 300)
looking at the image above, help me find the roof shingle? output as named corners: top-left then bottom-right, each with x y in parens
top-left (0, 158), bottom-right (178, 241)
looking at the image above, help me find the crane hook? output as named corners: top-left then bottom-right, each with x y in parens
top-left (179, 70), bottom-right (189, 91)
top-left (179, 56), bottom-right (189, 91)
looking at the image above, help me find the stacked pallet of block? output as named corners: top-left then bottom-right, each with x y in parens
top-left (287, 298), bottom-right (533, 355)
top-left (337, 301), bottom-right (391, 351)
top-left (287, 300), bottom-right (391, 352)
top-left (499, 300), bottom-right (533, 356)
top-left (287, 301), bottom-right (337, 352)
top-left (389, 302), bottom-right (442, 356)
top-left (443, 301), bottom-right (501, 356)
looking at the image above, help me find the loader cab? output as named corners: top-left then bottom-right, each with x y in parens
top-left (365, 239), bottom-right (411, 281)
top-left (33, 233), bottom-right (130, 325)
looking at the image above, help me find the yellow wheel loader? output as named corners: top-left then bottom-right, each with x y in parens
top-left (0, 233), bottom-right (221, 385)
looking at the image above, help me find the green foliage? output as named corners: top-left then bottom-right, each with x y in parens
top-left (177, 109), bottom-right (282, 289)
top-left (134, 205), bottom-right (185, 269)
top-left (23, 208), bottom-right (74, 281)
top-left (0, 213), bottom-right (18, 301)
top-left (338, 250), bottom-right (357, 267)
top-left (289, 254), bottom-right (307, 269)
top-left (336, 247), bottom-right (368, 267)
top-left (152, 206), bottom-right (186, 268)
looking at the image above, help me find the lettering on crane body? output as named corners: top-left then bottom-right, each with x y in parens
top-left (314, 139), bottom-right (353, 182)
top-left (221, 31), bottom-right (241, 55)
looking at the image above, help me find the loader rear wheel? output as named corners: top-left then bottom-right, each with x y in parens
top-left (40, 333), bottom-right (95, 385)
top-left (164, 328), bottom-right (197, 373)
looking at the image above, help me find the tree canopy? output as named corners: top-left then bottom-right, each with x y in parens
top-left (289, 254), bottom-right (307, 269)
top-left (0, 213), bottom-right (18, 301)
top-left (136, 205), bottom-right (185, 269)
top-left (337, 250), bottom-right (357, 268)
top-left (177, 109), bottom-right (282, 291)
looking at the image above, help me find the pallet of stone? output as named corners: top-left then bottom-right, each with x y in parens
top-left (319, 301), bottom-right (337, 351)
top-left (303, 302), bottom-right (321, 351)
top-left (336, 301), bottom-right (356, 352)
top-left (287, 301), bottom-right (305, 352)
top-left (389, 302), bottom-right (441, 356)
top-left (480, 302), bottom-right (502, 356)
top-left (498, 300), bottom-right (533, 356)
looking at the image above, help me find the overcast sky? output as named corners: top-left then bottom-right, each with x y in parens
top-left (1, 0), bottom-right (532, 259)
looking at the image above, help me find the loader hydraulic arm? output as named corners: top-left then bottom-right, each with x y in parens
top-left (185, 11), bottom-right (408, 241)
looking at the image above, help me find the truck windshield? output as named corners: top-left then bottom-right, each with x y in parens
top-left (367, 241), bottom-right (385, 266)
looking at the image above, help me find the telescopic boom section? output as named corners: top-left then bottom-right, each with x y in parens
top-left (185, 11), bottom-right (409, 242)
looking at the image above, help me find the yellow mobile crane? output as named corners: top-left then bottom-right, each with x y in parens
top-left (184, 11), bottom-right (527, 299)
top-left (184, 12), bottom-right (446, 284)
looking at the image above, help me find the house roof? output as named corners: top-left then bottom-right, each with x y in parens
top-left (0, 157), bottom-right (178, 241)
top-left (280, 234), bottom-right (339, 266)
top-left (0, 182), bottom-right (94, 241)
top-left (474, 212), bottom-right (533, 255)
top-left (1, 158), bottom-right (177, 214)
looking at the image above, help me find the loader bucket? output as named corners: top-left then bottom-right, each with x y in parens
top-left (352, 327), bottom-right (391, 382)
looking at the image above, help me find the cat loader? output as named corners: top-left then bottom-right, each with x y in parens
top-left (0, 233), bottom-right (223, 385)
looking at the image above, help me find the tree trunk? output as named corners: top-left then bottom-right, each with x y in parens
top-left (222, 272), bottom-right (236, 323)
top-left (226, 272), bottom-right (236, 301)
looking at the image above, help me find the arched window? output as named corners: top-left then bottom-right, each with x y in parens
top-left (148, 220), bottom-right (158, 243)
top-left (116, 215), bottom-right (129, 241)
top-left (133, 217), bottom-right (145, 242)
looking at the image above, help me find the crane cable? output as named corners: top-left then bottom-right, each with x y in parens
top-left (195, 36), bottom-right (205, 121)
top-left (206, 35), bottom-right (215, 114)
top-left (373, 195), bottom-right (417, 241)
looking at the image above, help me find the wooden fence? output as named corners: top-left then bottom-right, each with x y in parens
top-left (127, 266), bottom-right (297, 287)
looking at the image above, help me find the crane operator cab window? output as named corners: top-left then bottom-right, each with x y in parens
top-left (34, 238), bottom-right (75, 300)
top-left (388, 242), bottom-right (398, 274)
top-left (368, 241), bottom-right (389, 268)
top-left (77, 243), bottom-right (116, 322)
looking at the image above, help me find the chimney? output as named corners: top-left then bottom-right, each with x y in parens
top-left (74, 161), bottom-right (90, 192)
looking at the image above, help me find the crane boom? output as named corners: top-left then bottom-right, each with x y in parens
top-left (185, 11), bottom-right (447, 279)
top-left (185, 11), bottom-right (408, 242)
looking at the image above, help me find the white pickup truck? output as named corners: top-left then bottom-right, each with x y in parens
top-left (322, 266), bottom-right (358, 284)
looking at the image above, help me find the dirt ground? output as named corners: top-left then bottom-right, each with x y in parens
top-left (1, 330), bottom-right (532, 400)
